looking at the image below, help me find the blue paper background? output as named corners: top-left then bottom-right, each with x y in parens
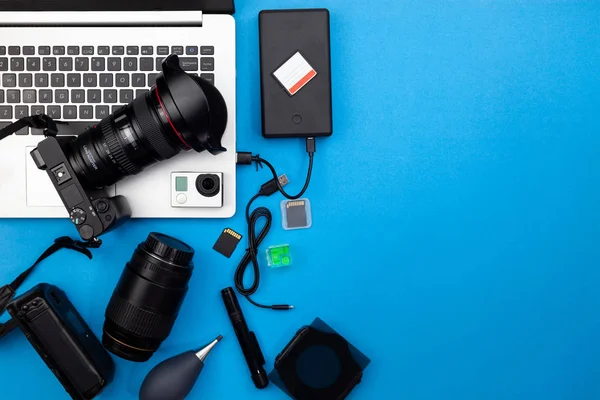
top-left (1, 1), bottom-right (600, 399)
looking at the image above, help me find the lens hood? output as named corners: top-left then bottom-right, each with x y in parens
top-left (155, 55), bottom-right (227, 155)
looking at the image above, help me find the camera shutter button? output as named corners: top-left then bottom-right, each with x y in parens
top-left (176, 194), bottom-right (187, 204)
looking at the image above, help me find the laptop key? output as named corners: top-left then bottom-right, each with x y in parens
top-left (124, 58), bottom-right (137, 71)
top-left (96, 105), bottom-right (109, 119)
top-left (186, 46), bottom-right (199, 55)
top-left (140, 57), bottom-right (153, 72)
top-left (0, 46), bottom-right (5, 56)
top-left (16, 127), bottom-right (29, 135)
top-left (11, 58), bottom-right (25, 71)
top-left (43, 57), bottom-right (57, 71)
top-left (108, 58), bottom-right (121, 71)
top-left (0, 89), bottom-right (3, 103)
top-left (179, 58), bottom-right (198, 71)
top-left (8, 46), bottom-right (20, 55)
top-left (80, 106), bottom-right (94, 119)
top-left (7, 90), bottom-right (19, 103)
top-left (200, 57), bottom-right (214, 71)
top-left (92, 57), bottom-right (105, 71)
top-left (0, 58), bottom-right (7, 71)
top-left (51, 73), bottom-right (65, 87)
top-left (120, 89), bottom-right (134, 103)
top-left (63, 106), bottom-right (77, 119)
top-left (104, 89), bottom-right (117, 103)
top-left (83, 73), bottom-right (97, 87)
top-left (141, 46), bottom-right (153, 55)
top-left (2, 74), bottom-right (16, 87)
top-left (0, 106), bottom-right (12, 119)
top-left (75, 57), bottom-right (89, 71)
top-left (100, 74), bottom-right (113, 87)
top-left (82, 46), bottom-right (94, 55)
top-left (116, 74), bottom-right (129, 87)
top-left (15, 106), bottom-right (28, 119)
top-left (59, 57), bottom-right (73, 71)
top-left (23, 46), bottom-right (35, 55)
top-left (148, 73), bottom-right (159, 87)
top-left (38, 46), bottom-right (51, 55)
top-left (136, 89), bottom-right (149, 98)
top-left (98, 46), bottom-right (110, 55)
top-left (155, 57), bottom-right (165, 71)
top-left (67, 73), bottom-right (81, 87)
top-left (112, 105), bottom-right (122, 114)
top-left (88, 89), bottom-right (101, 103)
top-left (27, 57), bottom-right (41, 71)
top-left (23, 90), bottom-right (36, 103)
top-left (157, 46), bottom-right (169, 55)
top-left (200, 73), bottom-right (215, 85)
top-left (55, 90), bottom-right (69, 103)
top-left (57, 122), bottom-right (94, 136)
top-left (67, 46), bottom-right (80, 56)
top-left (171, 46), bottom-right (184, 55)
top-left (72, 89), bottom-right (85, 103)
top-left (200, 46), bottom-right (214, 56)
top-left (31, 105), bottom-right (45, 116)
top-left (19, 74), bottom-right (33, 87)
top-left (53, 46), bottom-right (65, 55)
top-left (127, 46), bottom-right (139, 56)
top-left (132, 73), bottom-right (146, 87)
top-left (35, 73), bottom-right (49, 87)
top-left (47, 105), bottom-right (61, 119)
top-left (39, 89), bottom-right (53, 103)
top-left (112, 46), bottom-right (125, 55)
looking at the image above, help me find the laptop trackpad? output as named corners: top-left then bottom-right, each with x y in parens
top-left (25, 146), bottom-right (115, 207)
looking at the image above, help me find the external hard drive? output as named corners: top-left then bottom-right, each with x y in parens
top-left (259, 9), bottom-right (333, 138)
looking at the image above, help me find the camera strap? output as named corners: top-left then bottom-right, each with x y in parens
top-left (0, 236), bottom-right (100, 338)
top-left (0, 114), bottom-right (65, 141)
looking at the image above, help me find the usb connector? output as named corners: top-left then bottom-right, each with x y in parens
top-left (259, 174), bottom-right (289, 196)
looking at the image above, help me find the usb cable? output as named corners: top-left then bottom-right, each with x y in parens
top-left (234, 137), bottom-right (316, 310)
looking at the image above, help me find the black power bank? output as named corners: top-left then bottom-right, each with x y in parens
top-left (259, 9), bottom-right (333, 138)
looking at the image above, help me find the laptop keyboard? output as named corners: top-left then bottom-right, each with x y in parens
top-left (0, 45), bottom-right (216, 135)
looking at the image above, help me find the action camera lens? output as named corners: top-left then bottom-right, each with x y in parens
top-left (64, 55), bottom-right (227, 189)
top-left (196, 174), bottom-right (220, 197)
top-left (103, 233), bottom-right (195, 362)
top-left (202, 179), bottom-right (215, 190)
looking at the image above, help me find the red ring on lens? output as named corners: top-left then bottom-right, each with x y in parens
top-left (155, 87), bottom-right (191, 150)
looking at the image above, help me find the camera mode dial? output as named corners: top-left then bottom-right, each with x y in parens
top-left (70, 208), bottom-right (87, 225)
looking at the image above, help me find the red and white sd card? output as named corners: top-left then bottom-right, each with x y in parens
top-left (272, 52), bottom-right (317, 96)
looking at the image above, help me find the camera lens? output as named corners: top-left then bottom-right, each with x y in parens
top-left (64, 55), bottom-right (228, 189)
top-left (196, 174), bottom-right (220, 197)
top-left (103, 233), bottom-right (195, 362)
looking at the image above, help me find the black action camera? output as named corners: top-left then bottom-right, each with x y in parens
top-left (5, 283), bottom-right (115, 400)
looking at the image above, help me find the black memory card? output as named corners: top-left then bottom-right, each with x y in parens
top-left (213, 228), bottom-right (242, 258)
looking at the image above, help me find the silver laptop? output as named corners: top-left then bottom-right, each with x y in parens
top-left (0, 11), bottom-right (237, 218)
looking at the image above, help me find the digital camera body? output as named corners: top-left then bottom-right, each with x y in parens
top-left (6, 283), bottom-right (115, 400)
top-left (30, 136), bottom-right (131, 241)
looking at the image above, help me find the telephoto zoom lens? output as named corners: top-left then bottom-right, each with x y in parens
top-left (103, 233), bottom-right (195, 362)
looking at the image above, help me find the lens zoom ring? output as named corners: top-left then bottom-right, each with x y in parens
top-left (101, 118), bottom-right (139, 175)
top-left (106, 295), bottom-right (176, 340)
top-left (133, 97), bottom-right (179, 160)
